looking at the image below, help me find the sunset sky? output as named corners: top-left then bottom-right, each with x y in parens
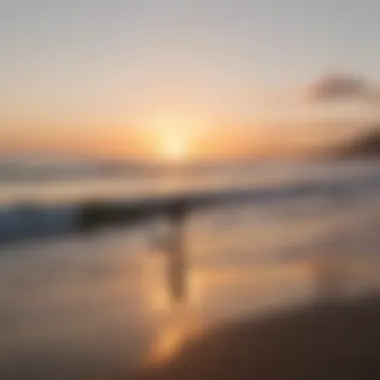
top-left (1, 0), bottom-right (380, 160)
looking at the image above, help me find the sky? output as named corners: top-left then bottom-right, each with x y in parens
top-left (1, 0), bottom-right (380, 159)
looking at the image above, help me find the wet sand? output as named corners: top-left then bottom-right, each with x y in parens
top-left (139, 294), bottom-right (380, 380)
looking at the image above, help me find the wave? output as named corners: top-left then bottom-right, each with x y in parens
top-left (1, 173), bottom-right (380, 247)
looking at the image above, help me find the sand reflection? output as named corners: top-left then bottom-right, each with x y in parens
top-left (143, 251), bottom-right (205, 368)
top-left (147, 312), bottom-right (203, 367)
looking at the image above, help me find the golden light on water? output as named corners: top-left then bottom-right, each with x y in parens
top-left (147, 314), bottom-right (203, 367)
top-left (142, 252), bottom-right (205, 368)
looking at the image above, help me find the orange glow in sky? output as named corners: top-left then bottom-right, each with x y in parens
top-left (140, 114), bottom-right (204, 162)
top-left (0, 1), bottom-right (379, 160)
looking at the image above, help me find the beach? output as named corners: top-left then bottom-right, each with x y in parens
top-left (140, 294), bottom-right (380, 380)
top-left (0, 161), bottom-right (379, 379)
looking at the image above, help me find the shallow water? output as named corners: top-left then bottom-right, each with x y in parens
top-left (0, 161), bottom-right (380, 379)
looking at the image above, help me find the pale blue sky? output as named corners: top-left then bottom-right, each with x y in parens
top-left (1, 0), bottom-right (379, 155)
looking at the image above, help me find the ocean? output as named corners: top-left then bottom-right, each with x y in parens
top-left (0, 159), bottom-right (380, 379)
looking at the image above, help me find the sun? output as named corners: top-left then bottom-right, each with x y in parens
top-left (160, 135), bottom-right (188, 162)
top-left (144, 114), bottom-right (199, 162)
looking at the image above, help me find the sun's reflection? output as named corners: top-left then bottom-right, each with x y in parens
top-left (151, 277), bottom-right (172, 313)
top-left (141, 250), bottom-right (206, 368)
top-left (147, 312), bottom-right (203, 367)
top-left (187, 271), bottom-right (203, 307)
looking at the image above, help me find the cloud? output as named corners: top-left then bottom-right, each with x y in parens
top-left (307, 72), bottom-right (380, 103)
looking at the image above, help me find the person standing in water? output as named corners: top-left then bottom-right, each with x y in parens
top-left (166, 201), bottom-right (188, 302)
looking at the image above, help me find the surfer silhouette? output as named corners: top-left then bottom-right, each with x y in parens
top-left (149, 201), bottom-right (189, 302)
top-left (166, 201), bottom-right (188, 302)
